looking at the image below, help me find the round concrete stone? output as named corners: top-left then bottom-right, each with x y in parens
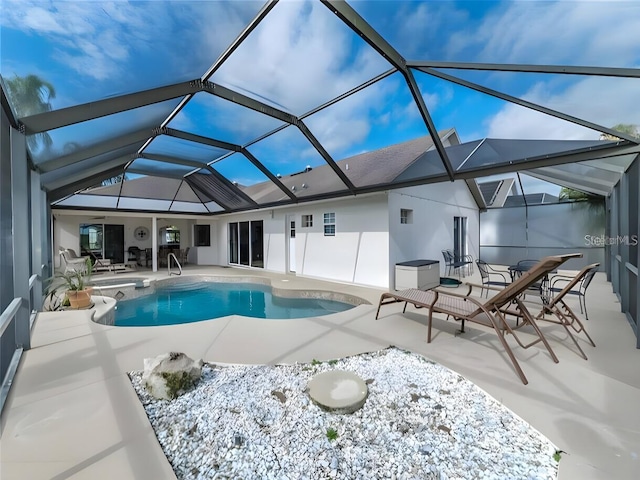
top-left (307, 370), bottom-right (368, 414)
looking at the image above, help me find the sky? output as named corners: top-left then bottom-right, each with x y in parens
top-left (1, 0), bottom-right (639, 196)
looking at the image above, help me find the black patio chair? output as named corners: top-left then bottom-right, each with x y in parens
top-left (476, 259), bottom-right (510, 297)
top-left (442, 249), bottom-right (473, 277)
top-left (548, 264), bottom-right (599, 320)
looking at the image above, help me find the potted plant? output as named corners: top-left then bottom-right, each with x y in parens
top-left (46, 258), bottom-right (94, 310)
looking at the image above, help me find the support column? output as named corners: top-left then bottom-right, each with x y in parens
top-left (152, 216), bottom-right (158, 272)
top-left (11, 127), bottom-right (30, 350)
top-left (30, 170), bottom-right (43, 312)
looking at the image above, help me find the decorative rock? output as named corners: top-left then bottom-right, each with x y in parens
top-left (142, 352), bottom-right (203, 400)
top-left (307, 370), bottom-right (368, 414)
top-left (128, 348), bottom-right (559, 479)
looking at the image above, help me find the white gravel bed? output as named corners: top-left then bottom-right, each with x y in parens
top-left (129, 348), bottom-right (558, 480)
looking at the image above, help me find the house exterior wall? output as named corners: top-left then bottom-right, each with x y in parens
top-left (192, 220), bottom-right (220, 265)
top-left (388, 181), bottom-right (480, 285)
top-left (218, 194), bottom-right (390, 288)
top-left (51, 182), bottom-right (479, 290)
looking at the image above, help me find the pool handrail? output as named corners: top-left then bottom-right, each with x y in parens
top-left (168, 253), bottom-right (182, 276)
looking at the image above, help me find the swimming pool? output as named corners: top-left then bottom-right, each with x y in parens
top-left (114, 281), bottom-right (358, 326)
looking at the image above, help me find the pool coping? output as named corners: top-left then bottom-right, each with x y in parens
top-left (91, 274), bottom-right (371, 326)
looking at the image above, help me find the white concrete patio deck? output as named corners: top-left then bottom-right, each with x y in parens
top-left (1, 265), bottom-right (639, 480)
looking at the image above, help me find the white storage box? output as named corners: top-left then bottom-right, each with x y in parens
top-left (395, 260), bottom-right (440, 291)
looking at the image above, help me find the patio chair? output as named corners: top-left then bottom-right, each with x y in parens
top-left (476, 259), bottom-right (510, 297)
top-left (376, 253), bottom-right (583, 384)
top-left (179, 247), bottom-right (191, 265)
top-left (442, 249), bottom-right (473, 277)
top-left (59, 247), bottom-right (90, 273)
top-left (507, 263), bottom-right (598, 360)
top-left (548, 264), bottom-right (598, 320)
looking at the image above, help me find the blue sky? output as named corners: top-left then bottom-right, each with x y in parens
top-left (2, 0), bottom-right (639, 191)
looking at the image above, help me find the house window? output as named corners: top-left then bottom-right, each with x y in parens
top-left (194, 225), bottom-right (211, 247)
top-left (302, 214), bottom-right (313, 227)
top-left (324, 212), bottom-right (335, 236)
top-left (400, 209), bottom-right (413, 224)
top-left (160, 225), bottom-right (180, 245)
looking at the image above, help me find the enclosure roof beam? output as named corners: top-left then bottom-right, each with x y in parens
top-left (37, 128), bottom-right (155, 173)
top-left (20, 81), bottom-right (202, 134)
top-left (323, 0), bottom-right (455, 180)
top-left (406, 61), bottom-right (640, 78)
top-left (416, 67), bottom-right (640, 144)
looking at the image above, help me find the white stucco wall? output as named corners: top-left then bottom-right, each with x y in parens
top-left (191, 221), bottom-right (220, 265)
top-left (217, 194), bottom-right (390, 288)
top-left (388, 181), bottom-right (480, 285)
top-left (290, 195), bottom-right (389, 287)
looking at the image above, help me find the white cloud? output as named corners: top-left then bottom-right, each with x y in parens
top-left (302, 73), bottom-right (407, 159)
top-left (486, 75), bottom-right (640, 140)
top-left (430, 1), bottom-right (640, 140)
top-left (448, 1), bottom-right (640, 66)
top-left (207, 0), bottom-right (395, 163)
top-left (212, 0), bottom-right (390, 114)
top-left (2, 0), bottom-right (258, 83)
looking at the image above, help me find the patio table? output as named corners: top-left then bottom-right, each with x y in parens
top-left (508, 262), bottom-right (556, 303)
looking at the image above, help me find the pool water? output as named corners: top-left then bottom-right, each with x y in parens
top-left (114, 282), bottom-right (355, 326)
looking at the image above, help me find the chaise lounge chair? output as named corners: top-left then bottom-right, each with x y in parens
top-left (59, 247), bottom-right (90, 273)
top-left (505, 263), bottom-right (598, 360)
top-left (375, 253), bottom-right (583, 384)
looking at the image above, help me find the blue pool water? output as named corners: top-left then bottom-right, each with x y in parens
top-left (114, 282), bottom-right (355, 326)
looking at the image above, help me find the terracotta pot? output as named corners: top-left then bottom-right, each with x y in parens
top-left (67, 289), bottom-right (92, 309)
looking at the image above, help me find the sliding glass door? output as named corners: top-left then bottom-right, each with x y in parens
top-left (239, 221), bottom-right (250, 266)
top-left (250, 221), bottom-right (264, 268)
top-left (229, 220), bottom-right (263, 268)
top-left (229, 223), bottom-right (239, 264)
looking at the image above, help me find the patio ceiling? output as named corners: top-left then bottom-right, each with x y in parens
top-left (2, 0), bottom-right (639, 214)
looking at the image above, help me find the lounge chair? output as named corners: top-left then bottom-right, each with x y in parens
top-left (375, 253), bottom-right (583, 384)
top-left (82, 250), bottom-right (131, 273)
top-left (59, 247), bottom-right (90, 273)
top-left (524, 263), bottom-right (598, 359)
